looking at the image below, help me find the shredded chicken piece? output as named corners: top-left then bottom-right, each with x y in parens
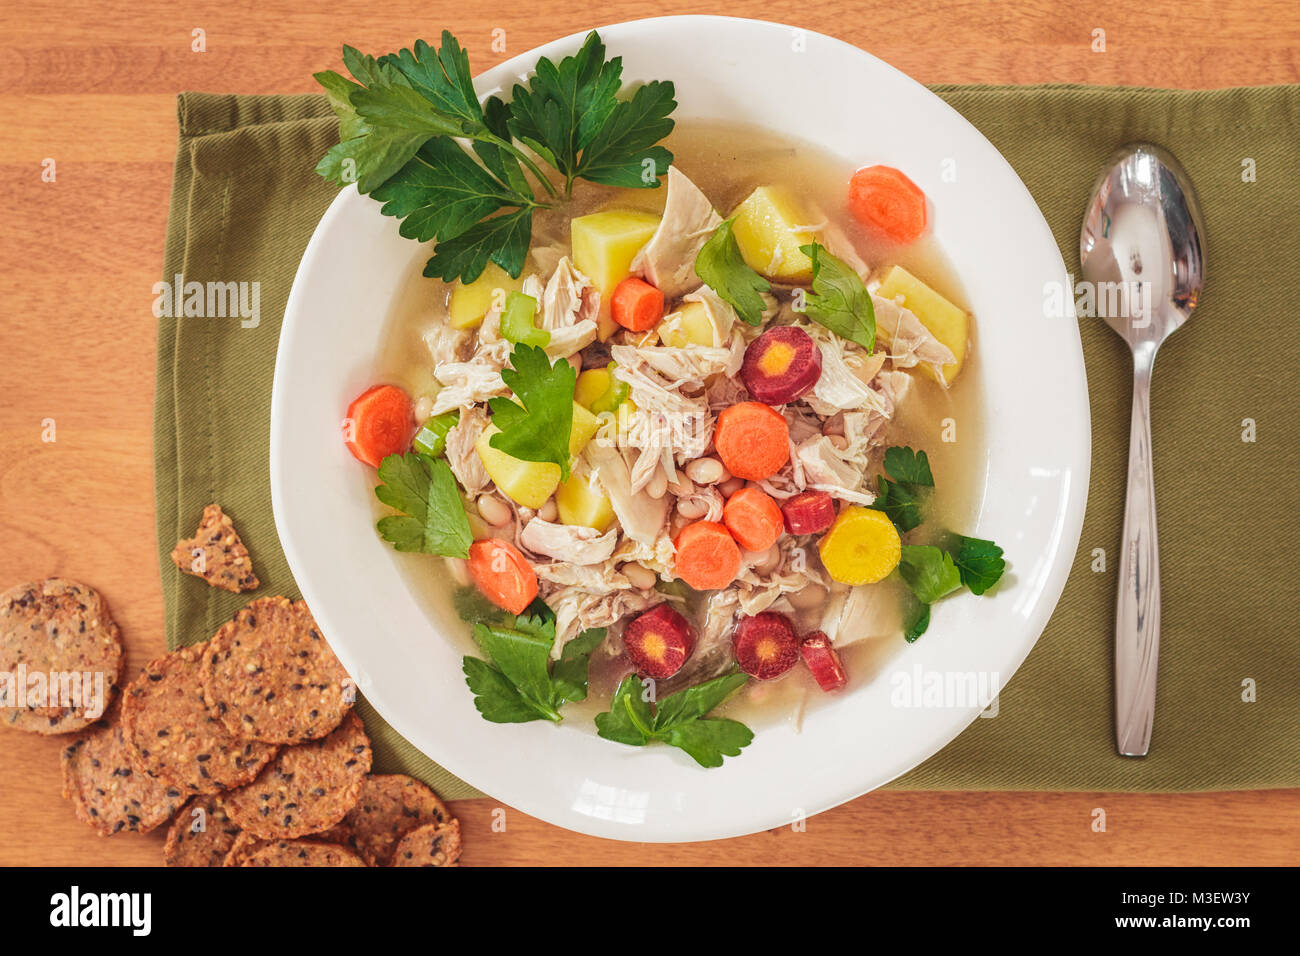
top-left (519, 517), bottom-right (618, 566)
top-left (687, 589), bottom-right (741, 681)
top-left (631, 167), bottom-right (722, 299)
top-left (585, 441), bottom-right (671, 545)
top-left (732, 537), bottom-right (831, 615)
top-left (794, 435), bottom-right (877, 505)
top-left (443, 405), bottom-right (490, 496)
top-left (608, 344), bottom-right (719, 492)
top-left (430, 339), bottom-right (511, 415)
top-left (612, 528), bottom-right (676, 578)
top-left (423, 323), bottom-right (473, 366)
top-left (819, 583), bottom-right (903, 646)
top-left (800, 322), bottom-right (886, 416)
top-left (872, 292), bottom-right (956, 384)
top-left (544, 586), bottom-right (661, 656)
top-left (540, 257), bottom-right (589, 328)
top-left (806, 206), bottom-right (871, 279)
top-left (681, 285), bottom-right (740, 344)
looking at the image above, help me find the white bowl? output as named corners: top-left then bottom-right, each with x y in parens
top-left (272, 15), bottom-right (1089, 842)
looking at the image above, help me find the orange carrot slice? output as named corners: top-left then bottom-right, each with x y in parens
top-left (722, 487), bottom-right (784, 553)
top-left (468, 539), bottom-right (538, 615)
top-left (713, 402), bottom-right (789, 481)
top-left (672, 520), bottom-right (741, 591)
top-left (848, 165), bottom-right (928, 244)
top-left (610, 276), bottom-right (664, 332)
top-left (344, 384), bottom-right (414, 468)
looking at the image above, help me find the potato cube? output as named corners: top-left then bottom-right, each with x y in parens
top-left (449, 262), bottom-right (523, 330)
top-left (658, 301), bottom-right (717, 348)
top-left (474, 403), bottom-right (600, 508)
top-left (729, 186), bottom-right (815, 283)
top-left (875, 265), bottom-right (968, 385)
top-left (570, 209), bottom-right (661, 340)
top-left (556, 470), bottom-right (615, 531)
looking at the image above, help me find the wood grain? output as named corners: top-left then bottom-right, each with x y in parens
top-left (2, 0), bottom-right (1298, 867)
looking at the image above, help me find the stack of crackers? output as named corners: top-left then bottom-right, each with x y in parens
top-left (1, 506), bottom-right (462, 867)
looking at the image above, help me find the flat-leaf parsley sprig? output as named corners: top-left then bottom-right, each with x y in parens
top-left (314, 30), bottom-right (677, 283)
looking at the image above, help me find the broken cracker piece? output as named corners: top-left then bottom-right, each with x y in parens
top-left (171, 504), bottom-right (259, 593)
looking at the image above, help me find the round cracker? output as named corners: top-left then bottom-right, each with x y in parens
top-left (1, 578), bottom-right (123, 734)
top-left (222, 710), bottom-right (371, 839)
top-left (201, 596), bottom-right (353, 744)
top-left (61, 705), bottom-right (184, 836)
top-left (390, 820), bottom-right (462, 867)
top-left (238, 839), bottom-right (366, 867)
top-left (163, 795), bottom-right (242, 867)
top-left (122, 643), bottom-right (278, 795)
top-left (342, 774), bottom-right (452, 866)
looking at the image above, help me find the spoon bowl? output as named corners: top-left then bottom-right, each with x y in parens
top-left (1080, 142), bottom-right (1207, 756)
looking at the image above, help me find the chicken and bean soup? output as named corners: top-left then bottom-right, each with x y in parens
top-left (323, 31), bottom-right (1005, 765)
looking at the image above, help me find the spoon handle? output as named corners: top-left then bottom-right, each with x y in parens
top-left (1115, 357), bottom-right (1161, 756)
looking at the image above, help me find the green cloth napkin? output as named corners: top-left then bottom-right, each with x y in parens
top-left (155, 85), bottom-right (1300, 800)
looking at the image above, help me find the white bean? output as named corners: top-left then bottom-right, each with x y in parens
top-left (620, 562), bottom-right (658, 590)
top-left (476, 494), bottom-right (512, 527)
top-left (538, 498), bottom-right (558, 522)
top-left (414, 395), bottom-right (434, 421)
top-left (677, 498), bottom-right (707, 520)
top-left (753, 545), bottom-right (782, 575)
top-left (718, 476), bottom-right (745, 497)
top-left (445, 557), bottom-right (470, 587)
top-left (787, 584), bottom-right (828, 611)
top-left (685, 456), bottom-right (726, 485)
top-left (645, 470), bottom-right (669, 499)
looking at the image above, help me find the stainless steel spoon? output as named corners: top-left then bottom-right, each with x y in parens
top-left (1079, 143), bottom-right (1206, 757)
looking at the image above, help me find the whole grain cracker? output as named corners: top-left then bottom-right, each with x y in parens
top-left (390, 819), bottom-right (462, 867)
top-left (340, 774), bottom-right (453, 866)
top-left (0, 578), bottom-right (122, 735)
top-left (61, 703), bottom-right (183, 836)
top-left (238, 839), bottom-right (366, 867)
top-left (170, 504), bottom-right (259, 593)
top-left (222, 710), bottom-right (371, 840)
top-left (163, 795), bottom-right (242, 867)
top-left (201, 596), bottom-right (353, 744)
top-left (122, 642), bottom-right (278, 794)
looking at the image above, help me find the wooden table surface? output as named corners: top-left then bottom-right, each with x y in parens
top-left (2, 0), bottom-right (1298, 867)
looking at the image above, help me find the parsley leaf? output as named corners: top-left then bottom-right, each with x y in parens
top-left (373, 453), bottom-right (472, 558)
top-left (797, 242), bottom-right (876, 351)
top-left (573, 80), bottom-right (676, 188)
top-left (901, 594), bottom-right (931, 644)
top-left (883, 446), bottom-right (934, 487)
top-left (379, 33), bottom-right (486, 135)
top-left (595, 672), bottom-right (753, 768)
top-left (694, 219), bottom-right (770, 325)
top-left (506, 31), bottom-right (623, 183)
top-left (870, 445), bottom-right (933, 532)
top-left (662, 719), bottom-right (754, 769)
top-left (951, 535), bottom-right (1006, 595)
top-left (462, 657), bottom-right (541, 723)
top-left (315, 30), bottom-right (678, 284)
top-left (509, 32), bottom-right (675, 192)
top-left (550, 628), bottom-right (607, 703)
top-left (463, 602), bottom-right (607, 724)
top-left (898, 545), bottom-right (963, 604)
top-left (371, 138), bottom-right (536, 282)
top-left (489, 344), bottom-right (577, 480)
top-left (872, 479), bottom-right (927, 533)
top-left (593, 675), bottom-right (654, 746)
